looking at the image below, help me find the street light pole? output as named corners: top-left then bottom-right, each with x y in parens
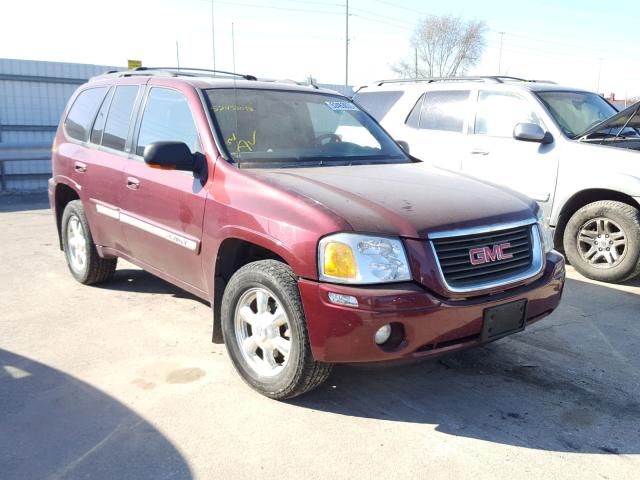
top-left (498, 31), bottom-right (505, 75)
top-left (345, 0), bottom-right (349, 86)
top-left (211, 0), bottom-right (216, 72)
top-left (597, 58), bottom-right (603, 94)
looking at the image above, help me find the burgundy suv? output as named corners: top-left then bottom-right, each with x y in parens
top-left (49, 68), bottom-right (565, 399)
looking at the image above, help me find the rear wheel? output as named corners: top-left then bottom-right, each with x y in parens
top-left (61, 200), bottom-right (117, 284)
top-left (221, 260), bottom-right (333, 400)
top-left (563, 200), bottom-right (640, 283)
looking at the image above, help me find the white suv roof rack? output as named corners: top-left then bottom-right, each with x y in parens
top-left (370, 76), bottom-right (556, 87)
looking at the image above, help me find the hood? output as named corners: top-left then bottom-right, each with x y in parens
top-left (579, 101), bottom-right (640, 138)
top-left (249, 163), bottom-right (536, 238)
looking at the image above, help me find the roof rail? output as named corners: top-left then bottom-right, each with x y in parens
top-left (370, 76), bottom-right (555, 87)
top-left (90, 67), bottom-right (257, 82)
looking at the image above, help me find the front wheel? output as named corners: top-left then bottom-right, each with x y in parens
top-left (563, 200), bottom-right (640, 283)
top-left (221, 260), bottom-right (333, 399)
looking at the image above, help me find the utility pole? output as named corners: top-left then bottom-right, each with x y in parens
top-left (176, 41), bottom-right (180, 70)
top-left (415, 48), bottom-right (418, 78)
top-left (345, 0), bottom-right (349, 86)
top-left (498, 31), bottom-right (505, 75)
top-left (211, 0), bottom-right (216, 71)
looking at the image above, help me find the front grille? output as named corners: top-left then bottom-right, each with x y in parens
top-left (431, 224), bottom-right (534, 289)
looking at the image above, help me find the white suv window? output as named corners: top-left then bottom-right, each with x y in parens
top-left (475, 91), bottom-right (541, 137)
top-left (406, 90), bottom-right (470, 133)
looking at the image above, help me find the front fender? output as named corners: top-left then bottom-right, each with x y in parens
top-left (551, 173), bottom-right (640, 225)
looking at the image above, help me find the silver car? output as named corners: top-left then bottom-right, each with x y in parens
top-left (354, 77), bottom-right (640, 283)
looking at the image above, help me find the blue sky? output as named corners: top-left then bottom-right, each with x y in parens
top-left (1, 0), bottom-right (638, 97)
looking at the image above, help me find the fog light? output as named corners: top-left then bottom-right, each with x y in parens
top-left (327, 292), bottom-right (358, 307)
top-left (374, 324), bottom-right (392, 345)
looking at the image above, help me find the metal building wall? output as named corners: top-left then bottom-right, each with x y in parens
top-left (0, 59), bottom-right (116, 192)
top-left (0, 59), bottom-right (354, 193)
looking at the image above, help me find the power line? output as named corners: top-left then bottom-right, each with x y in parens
top-left (349, 6), bottom-right (415, 27)
top-left (350, 13), bottom-right (412, 31)
top-left (371, 0), bottom-right (430, 15)
top-left (197, 0), bottom-right (343, 15)
top-left (196, 0), bottom-right (639, 83)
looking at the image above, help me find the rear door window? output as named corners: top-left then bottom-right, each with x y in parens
top-left (353, 91), bottom-right (404, 120)
top-left (136, 88), bottom-right (200, 156)
top-left (419, 90), bottom-right (470, 132)
top-left (64, 87), bottom-right (108, 141)
top-left (101, 85), bottom-right (139, 152)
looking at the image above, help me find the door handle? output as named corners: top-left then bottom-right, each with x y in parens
top-left (74, 162), bottom-right (87, 173)
top-left (470, 149), bottom-right (490, 156)
top-left (126, 177), bottom-right (140, 190)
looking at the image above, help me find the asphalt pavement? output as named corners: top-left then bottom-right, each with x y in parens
top-left (1, 199), bottom-right (639, 479)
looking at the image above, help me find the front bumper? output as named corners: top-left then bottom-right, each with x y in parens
top-left (299, 252), bottom-right (565, 363)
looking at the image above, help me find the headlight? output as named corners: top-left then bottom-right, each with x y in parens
top-left (537, 209), bottom-right (554, 254)
top-left (318, 233), bottom-right (412, 284)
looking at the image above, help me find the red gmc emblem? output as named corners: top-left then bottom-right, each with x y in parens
top-left (469, 243), bottom-right (513, 265)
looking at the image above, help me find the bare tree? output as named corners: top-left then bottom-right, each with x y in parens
top-left (392, 15), bottom-right (487, 78)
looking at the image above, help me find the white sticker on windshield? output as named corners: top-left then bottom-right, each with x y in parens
top-left (325, 101), bottom-right (359, 111)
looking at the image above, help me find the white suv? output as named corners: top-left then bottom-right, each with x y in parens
top-left (354, 77), bottom-right (640, 283)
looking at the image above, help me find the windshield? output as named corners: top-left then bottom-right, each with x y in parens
top-left (536, 91), bottom-right (618, 138)
top-left (205, 88), bottom-right (408, 167)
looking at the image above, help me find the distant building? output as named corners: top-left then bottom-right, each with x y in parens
top-left (605, 93), bottom-right (630, 111)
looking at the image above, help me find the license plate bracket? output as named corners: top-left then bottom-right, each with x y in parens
top-left (481, 299), bottom-right (528, 343)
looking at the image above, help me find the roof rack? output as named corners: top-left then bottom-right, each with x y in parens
top-left (369, 76), bottom-right (556, 87)
top-left (90, 67), bottom-right (257, 82)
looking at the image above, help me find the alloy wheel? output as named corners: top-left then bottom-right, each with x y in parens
top-left (234, 287), bottom-right (292, 377)
top-left (66, 215), bottom-right (87, 273)
top-left (576, 217), bottom-right (627, 268)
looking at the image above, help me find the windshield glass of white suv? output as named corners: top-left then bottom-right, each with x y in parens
top-left (205, 89), bottom-right (408, 167)
top-left (536, 91), bottom-right (618, 138)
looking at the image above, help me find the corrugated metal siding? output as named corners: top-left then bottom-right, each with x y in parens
top-left (0, 59), bottom-right (355, 193)
top-left (0, 58), bottom-right (116, 192)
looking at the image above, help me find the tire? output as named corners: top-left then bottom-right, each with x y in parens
top-left (221, 260), bottom-right (333, 400)
top-left (563, 200), bottom-right (640, 283)
top-left (61, 200), bottom-right (117, 285)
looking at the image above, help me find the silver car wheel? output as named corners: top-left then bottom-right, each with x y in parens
top-left (234, 287), bottom-right (292, 377)
top-left (66, 215), bottom-right (87, 273)
top-left (577, 217), bottom-right (627, 268)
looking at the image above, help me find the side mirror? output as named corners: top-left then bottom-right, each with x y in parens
top-left (513, 123), bottom-right (554, 145)
top-left (396, 140), bottom-right (410, 153)
top-left (143, 141), bottom-right (201, 172)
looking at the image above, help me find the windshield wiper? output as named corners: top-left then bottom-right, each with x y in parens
top-left (236, 154), bottom-right (406, 169)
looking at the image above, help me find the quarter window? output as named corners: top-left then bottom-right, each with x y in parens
top-left (101, 86), bottom-right (139, 151)
top-left (136, 88), bottom-right (200, 156)
top-left (64, 87), bottom-right (108, 141)
top-left (90, 87), bottom-right (114, 145)
top-left (475, 91), bottom-right (541, 137)
top-left (405, 95), bottom-right (423, 128)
